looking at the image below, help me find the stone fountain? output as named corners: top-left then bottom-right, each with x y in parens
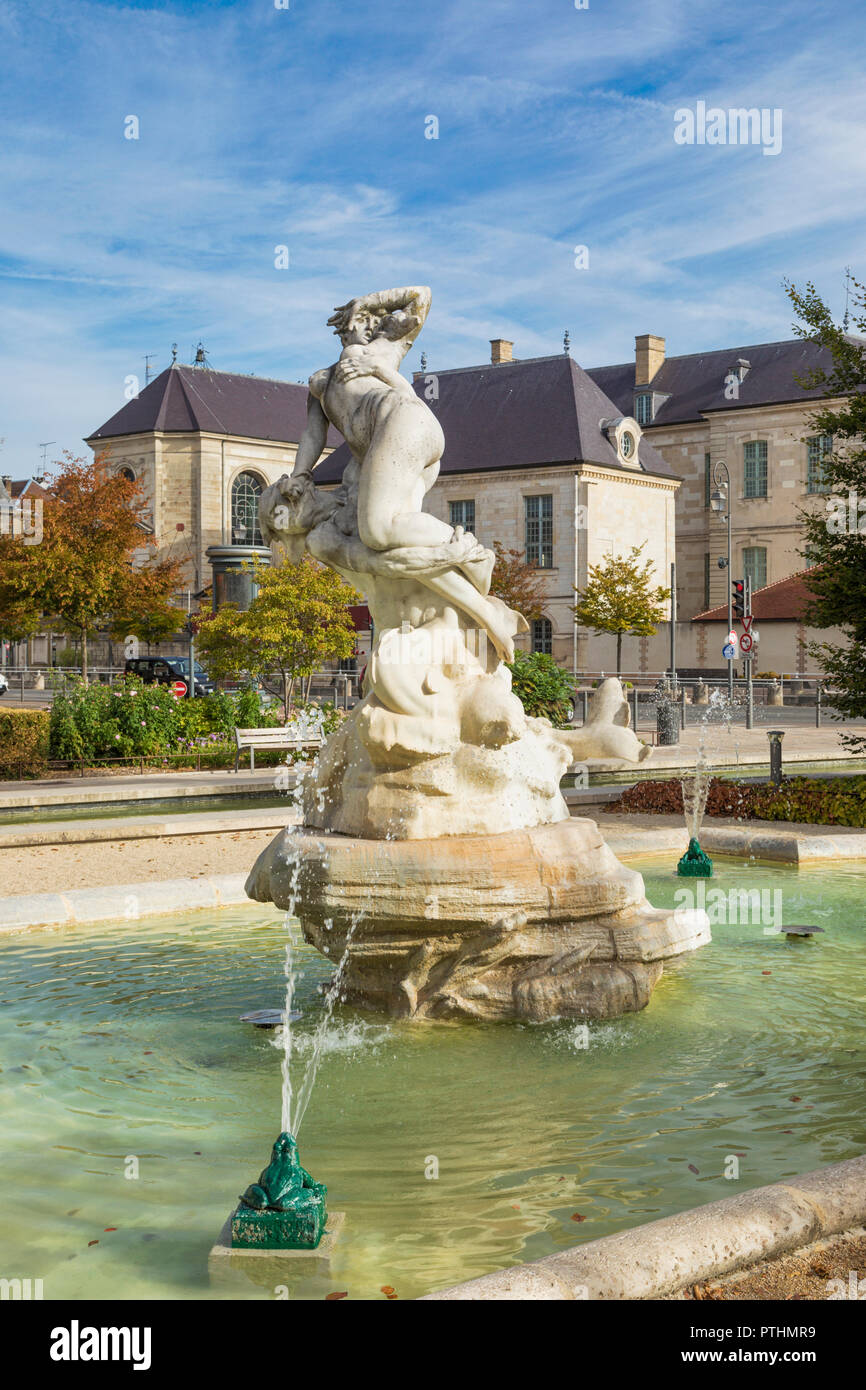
top-left (246, 285), bottom-right (710, 1022)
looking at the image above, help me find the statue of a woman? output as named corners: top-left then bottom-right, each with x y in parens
top-left (290, 287), bottom-right (521, 661)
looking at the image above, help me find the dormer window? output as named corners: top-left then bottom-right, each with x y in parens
top-left (635, 392), bottom-right (653, 426)
top-left (601, 416), bottom-right (643, 467)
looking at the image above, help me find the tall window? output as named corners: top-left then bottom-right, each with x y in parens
top-left (704, 552), bottom-right (711, 610)
top-left (524, 494), bottom-right (553, 567)
top-left (449, 499), bottom-right (475, 533)
top-left (743, 546), bottom-right (767, 592)
top-left (704, 453), bottom-right (712, 508)
top-left (635, 393), bottom-right (653, 426)
top-left (532, 617), bottom-right (553, 654)
top-left (807, 434), bottom-right (832, 494)
top-left (231, 472), bottom-right (264, 545)
top-left (743, 440), bottom-right (768, 498)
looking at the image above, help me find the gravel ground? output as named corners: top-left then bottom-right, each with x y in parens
top-left (671, 1228), bottom-right (866, 1301)
top-left (0, 829), bottom-right (280, 897)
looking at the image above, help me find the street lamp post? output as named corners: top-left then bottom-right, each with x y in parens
top-left (710, 461), bottom-right (733, 704)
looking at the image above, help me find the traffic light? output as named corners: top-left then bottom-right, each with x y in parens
top-left (732, 579), bottom-right (745, 619)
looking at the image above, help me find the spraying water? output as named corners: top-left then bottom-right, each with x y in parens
top-left (291, 909), bottom-right (365, 1136)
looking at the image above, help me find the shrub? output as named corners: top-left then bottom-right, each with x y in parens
top-left (0, 708), bottom-right (51, 778)
top-left (609, 775), bottom-right (866, 827)
top-left (507, 651), bottom-right (574, 726)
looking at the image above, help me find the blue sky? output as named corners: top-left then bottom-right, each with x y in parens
top-left (1, 0), bottom-right (864, 470)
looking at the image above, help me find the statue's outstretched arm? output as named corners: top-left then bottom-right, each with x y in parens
top-left (292, 394), bottom-right (329, 478)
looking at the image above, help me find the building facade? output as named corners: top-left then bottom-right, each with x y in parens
top-left (75, 329), bottom-right (856, 677)
top-left (588, 335), bottom-right (849, 623)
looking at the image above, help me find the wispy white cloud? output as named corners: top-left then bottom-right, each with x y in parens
top-left (0, 0), bottom-right (864, 467)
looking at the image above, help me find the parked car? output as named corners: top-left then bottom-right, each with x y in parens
top-left (124, 656), bottom-right (215, 697)
top-left (0, 670), bottom-right (8, 697)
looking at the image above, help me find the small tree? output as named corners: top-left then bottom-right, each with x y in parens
top-left (572, 543), bottom-right (670, 675)
top-left (195, 556), bottom-right (361, 719)
top-left (0, 453), bottom-right (183, 681)
top-left (785, 275), bottom-right (866, 752)
top-left (489, 542), bottom-right (547, 623)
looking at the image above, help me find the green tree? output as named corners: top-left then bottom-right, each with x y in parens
top-left (195, 556), bottom-right (361, 720)
top-left (785, 275), bottom-right (866, 752)
top-left (572, 543), bottom-right (670, 675)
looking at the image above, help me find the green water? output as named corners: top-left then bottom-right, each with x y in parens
top-left (1, 858), bottom-right (864, 1302)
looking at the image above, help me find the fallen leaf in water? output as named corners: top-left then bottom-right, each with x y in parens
top-left (88, 1240), bottom-right (99, 1247)
top-left (386, 1293), bottom-right (398, 1300)
top-left (380, 1285), bottom-right (395, 1295)
top-left (688, 1164), bottom-right (700, 1174)
top-left (571, 1213), bottom-right (586, 1222)
top-left (761, 970), bottom-right (772, 975)
top-left (790, 1095), bottom-right (801, 1102)
top-left (325, 1291), bottom-right (348, 1301)
top-left (104, 1227), bottom-right (117, 1232)
top-left (511, 1204), bottom-right (520, 1210)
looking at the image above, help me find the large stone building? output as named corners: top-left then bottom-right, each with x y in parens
top-left (588, 333), bottom-right (847, 622)
top-left (88, 347), bottom-right (679, 670)
top-left (78, 328), bottom-right (854, 676)
top-left (87, 365), bottom-right (341, 595)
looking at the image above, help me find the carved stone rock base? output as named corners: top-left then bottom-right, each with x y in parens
top-left (245, 818), bottom-right (711, 1023)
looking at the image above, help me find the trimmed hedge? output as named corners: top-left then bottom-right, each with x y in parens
top-left (609, 775), bottom-right (866, 828)
top-left (0, 708), bottom-right (51, 778)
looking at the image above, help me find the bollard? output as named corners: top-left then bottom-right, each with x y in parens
top-left (767, 729), bottom-right (785, 786)
top-left (657, 699), bottom-right (680, 746)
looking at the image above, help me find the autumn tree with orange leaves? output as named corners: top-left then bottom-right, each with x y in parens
top-left (0, 453), bottom-right (184, 681)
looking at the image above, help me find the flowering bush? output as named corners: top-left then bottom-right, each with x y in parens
top-left (48, 677), bottom-right (271, 761)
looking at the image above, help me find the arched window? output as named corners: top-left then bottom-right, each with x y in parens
top-left (118, 467), bottom-right (136, 481)
top-left (231, 471), bottom-right (264, 545)
top-left (532, 617), bottom-right (553, 655)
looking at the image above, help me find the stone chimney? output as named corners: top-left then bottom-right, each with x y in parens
top-left (1, 475), bottom-right (12, 495)
top-left (635, 333), bottom-right (665, 385)
top-left (490, 338), bottom-right (514, 365)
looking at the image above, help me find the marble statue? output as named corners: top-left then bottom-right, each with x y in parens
top-left (247, 288), bottom-right (710, 1021)
top-left (258, 286), bottom-right (649, 839)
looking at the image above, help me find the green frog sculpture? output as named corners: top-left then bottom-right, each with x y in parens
top-left (231, 1132), bottom-right (327, 1250)
top-left (677, 835), bottom-right (713, 878)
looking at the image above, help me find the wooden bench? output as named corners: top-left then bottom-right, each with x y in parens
top-left (234, 727), bottom-right (323, 772)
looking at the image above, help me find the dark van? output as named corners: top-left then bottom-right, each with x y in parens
top-left (125, 657), bottom-right (215, 697)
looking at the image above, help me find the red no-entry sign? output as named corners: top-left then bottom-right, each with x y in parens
top-left (171, 679), bottom-right (188, 698)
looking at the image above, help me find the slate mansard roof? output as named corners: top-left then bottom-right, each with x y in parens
top-left (89, 355), bottom-right (676, 482)
top-left (587, 337), bottom-right (864, 428)
top-left (88, 365), bottom-right (342, 449)
top-left (312, 354), bottom-right (675, 485)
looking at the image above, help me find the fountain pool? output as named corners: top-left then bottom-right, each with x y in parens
top-left (1, 856), bottom-right (864, 1301)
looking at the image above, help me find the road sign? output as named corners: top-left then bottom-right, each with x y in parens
top-left (722, 642), bottom-right (736, 660)
top-left (171, 679), bottom-right (188, 698)
top-left (739, 632), bottom-right (753, 653)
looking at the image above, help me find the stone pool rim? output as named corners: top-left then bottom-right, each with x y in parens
top-left (422, 1153), bottom-right (866, 1300)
